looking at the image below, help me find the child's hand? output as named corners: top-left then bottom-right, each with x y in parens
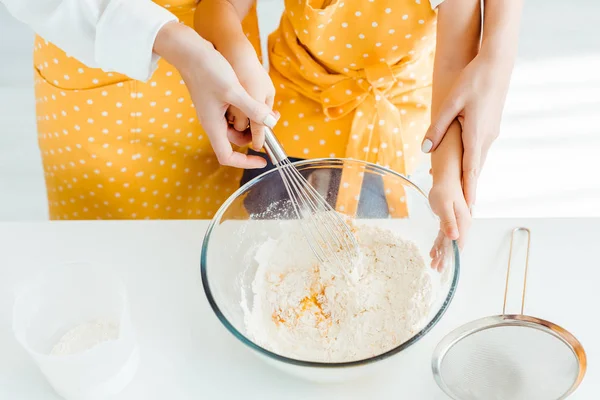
top-left (225, 50), bottom-right (276, 152)
top-left (194, 0), bottom-right (278, 163)
top-left (428, 171), bottom-right (471, 270)
top-left (429, 176), bottom-right (471, 245)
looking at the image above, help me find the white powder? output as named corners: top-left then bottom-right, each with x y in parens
top-left (242, 222), bottom-right (433, 362)
top-left (50, 319), bottom-right (119, 356)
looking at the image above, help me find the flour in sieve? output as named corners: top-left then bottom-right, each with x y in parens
top-left (50, 319), bottom-right (119, 356)
top-left (242, 222), bottom-right (433, 362)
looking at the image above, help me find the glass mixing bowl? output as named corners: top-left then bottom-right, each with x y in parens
top-left (201, 159), bottom-right (459, 382)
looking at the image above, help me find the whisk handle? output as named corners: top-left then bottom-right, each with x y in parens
top-left (264, 126), bottom-right (288, 165)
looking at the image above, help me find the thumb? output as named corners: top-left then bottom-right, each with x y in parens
top-left (422, 91), bottom-right (464, 154)
top-left (226, 86), bottom-right (278, 128)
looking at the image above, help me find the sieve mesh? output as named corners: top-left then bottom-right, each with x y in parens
top-left (436, 324), bottom-right (580, 400)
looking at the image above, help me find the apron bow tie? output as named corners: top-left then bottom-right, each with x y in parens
top-left (319, 62), bottom-right (406, 172)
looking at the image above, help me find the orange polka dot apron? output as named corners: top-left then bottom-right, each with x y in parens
top-left (34, 0), bottom-right (260, 220)
top-left (269, 0), bottom-right (437, 217)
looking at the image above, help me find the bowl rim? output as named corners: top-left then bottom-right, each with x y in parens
top-left (201, 158), bottom-right (460, 368)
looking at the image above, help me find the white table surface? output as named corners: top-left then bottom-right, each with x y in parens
top-left (0, 219), bottom-right (596, 399)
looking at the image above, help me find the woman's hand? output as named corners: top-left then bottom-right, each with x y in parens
top-left (422, 51), bottom-right (513, 208)
top-left (153, 22), bottom-right (277, 169)
top-left (422, 0), bottom-right (522, 208)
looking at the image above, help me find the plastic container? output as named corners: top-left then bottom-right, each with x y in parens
top-left (12, 262), bottom-right (139, 400)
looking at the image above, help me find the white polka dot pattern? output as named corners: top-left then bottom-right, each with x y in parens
top-left (269, 0), bottom-right (437, 217)
top-left (33, 0), bottom-right (262, 220)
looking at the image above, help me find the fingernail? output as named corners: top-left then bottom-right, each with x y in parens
top-left (421, 139), bottom-right (433, 153)
top-left (263, 113), bottom-right (278, 129)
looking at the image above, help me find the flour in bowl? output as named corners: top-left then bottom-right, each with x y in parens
top-left (242, 222), bottom-right (433, 362)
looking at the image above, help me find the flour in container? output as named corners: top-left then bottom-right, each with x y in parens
top-left (242, 221), bottom-right (433, 362)
top-left (50, 319), bottom-right (119, 356)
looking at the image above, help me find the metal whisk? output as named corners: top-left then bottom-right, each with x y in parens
top-left (263, 127), bottom-right (360, 274)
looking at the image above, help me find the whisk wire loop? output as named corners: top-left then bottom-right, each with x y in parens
top-left (263, 128), bottom-right (360, 273)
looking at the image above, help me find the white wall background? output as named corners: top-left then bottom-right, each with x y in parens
top-left (1, 0), bottom-right (599, 221)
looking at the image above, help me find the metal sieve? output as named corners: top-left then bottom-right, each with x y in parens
top-left (432, 228), bottom-right (586, 400)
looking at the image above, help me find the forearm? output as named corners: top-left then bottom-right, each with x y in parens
top-left (432, 0), bottom-right (481, 113)
top-left (431, 121), bottom-right (464, 184)
top-left (431, 0), bottom-right (481, 182)
top-left (153, 22), bottom-right (214, 79)
top-left (194, 0), bottom-right (257, 66)
top-left (480, 0), bottom-right (524, 66)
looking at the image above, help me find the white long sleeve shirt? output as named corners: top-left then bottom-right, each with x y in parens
top-left (2, 0), bottom-right (177, 81)
top-left (2, 0), bottom-right (445, 82)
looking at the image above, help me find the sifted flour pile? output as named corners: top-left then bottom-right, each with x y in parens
top-left (50, 319), bottom-right (119, 356)
top-left (242, 222), bottom-right (433, 362)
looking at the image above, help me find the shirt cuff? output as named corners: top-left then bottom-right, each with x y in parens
top-left (429, 0), bottom-right (445, 9)
top-left (95, 0), bottom-right (178, 81)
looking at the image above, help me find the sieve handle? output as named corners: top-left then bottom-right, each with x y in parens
top-left (502, 227), bottom-right (531, 315)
